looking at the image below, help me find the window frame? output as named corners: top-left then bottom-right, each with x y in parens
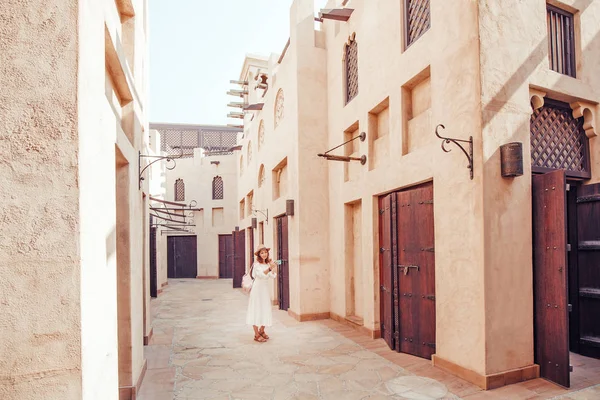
top-left (343, 34), bottom-right (359, 105)
top-left (212, 176), bottom-right (224, 200)
top-left (404, 0), bottom-right (431, 49)
top-left (546, 4), bottom-right (576, 78)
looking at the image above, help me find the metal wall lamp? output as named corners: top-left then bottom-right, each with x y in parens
top-left (252, 208), bottom-right (269, 224)
top-left (434, 124), bottom-right (474, 180)
top-left (138, 150), bottom-right (183, 189)
top-left (318, 132), bottom-right (367, 165)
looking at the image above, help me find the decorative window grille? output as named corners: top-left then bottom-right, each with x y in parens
top-left (258, 120), bottom-right (265, 151)
top-left (275, 89), bottom-right (284, 128)
top-left (530, 99), bottom-right (590, 179)
top-left (174, 178), bottom-right (185, 201)
top-left (239, 155), bottom-right (244, 176)
top-left (404, 0), bottom-right (430, 48)
top-left (344, 35), bottom-right (358, 104)
top-left (155, 125), bottom-right (239, 158)
top-left (247, 141), bottom-right (253, 164)
top-left (212, 176), bottom-right (223, 200)
top-left (258, 165), bottom-right (265, 187)
top-left (547, 5), bottom-right (575, 77)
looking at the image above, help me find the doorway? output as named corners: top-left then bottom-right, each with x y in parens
top-left (379, 182), bottom-right (436, 359)
top-left (149, 225), bottom-right (158, 297)
top-left (276, 215), bottom-right (290, 311)
top-left (167, 236), bottom-right (197, 278)
top-left (532, 171), bottom-right (600, 388)
top-left (248, 227), bottom-right (255, 269)
top-left (232, 229), bottom-right (246, 288)
top-left (218, 234), bottom-right (233, 279)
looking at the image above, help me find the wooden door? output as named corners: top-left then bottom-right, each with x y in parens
top-left (167, 236), bottom-right (197, 278)
top-left (396, 183), bottom-right (436, 359)
top-left (276, 216), bottom-right (290, 310)
top-left (575, 183), bottom-right (600, 359)
top-left (218, 234), bottom-right (233, 279)
top-left (149, 226), bottom-right (158, 297)
top-left (379, 193), bottom-right (395, 350)
top-left (532, 170), bottom-right (570, 388)
top-left (248, 228), bottom-right (255, 268)
top-left (232, 230), bottom-right (246, 288)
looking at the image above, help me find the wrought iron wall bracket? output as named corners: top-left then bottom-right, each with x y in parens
top-left (252, 208), bottom-right (269, 225)
top-left (138, 150), bottom-right (183, 189)
top-left (434, 124), bottom-right (474, 180)
top-left (317, 131), bottom-right (367, 165)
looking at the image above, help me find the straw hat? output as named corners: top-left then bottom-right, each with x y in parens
top-left (254, 244), bottom-right (270, 256)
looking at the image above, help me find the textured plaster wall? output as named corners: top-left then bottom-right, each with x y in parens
top-left (477, 0), bottom-right (600, 374)
top-left (235, 0), bottom-right (331, 313)
top-left (323, 0), bottom-right (487, 373)
top-left (294, 0), bottom-right (331, 316)
top-left (81, 0), bottom-right (149, 396)
top-left (162, 150), bottom-right (238, 278)
top-left (0, 0), bottom-right (82, 398)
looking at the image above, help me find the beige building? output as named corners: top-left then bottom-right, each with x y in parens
top-left (149, 124), bottom-right (241, 286)
top-left (1, 0), bottom-right (153, 399)
top-left (231, 0), bottom-right (600, 391)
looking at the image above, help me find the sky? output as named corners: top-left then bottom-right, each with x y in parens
top-left (149, 0), bottom-right (328, 125)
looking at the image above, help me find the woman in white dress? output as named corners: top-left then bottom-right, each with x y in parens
top-left (246, 244), bottom-right (277, 342)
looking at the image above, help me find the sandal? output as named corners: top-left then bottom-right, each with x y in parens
top-left (259, 329), bottom-right (269, 340)
top-left (254, 334), bottom-right (266, 342)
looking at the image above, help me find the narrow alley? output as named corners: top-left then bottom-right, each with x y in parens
top-left (139, 280), bottom-right (600, 400)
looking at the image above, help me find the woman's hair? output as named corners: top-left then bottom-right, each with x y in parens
top-left (256, 249), bottom-right (271, 264)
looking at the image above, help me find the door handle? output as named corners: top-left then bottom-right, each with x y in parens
top-left (397, 265), bottom-right (419, 275)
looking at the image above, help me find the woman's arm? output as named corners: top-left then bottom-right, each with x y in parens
top-left (263, 262), bottom-right (275, 275)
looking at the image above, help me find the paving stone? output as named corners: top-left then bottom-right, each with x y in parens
top-left (385, 376), bottom-right (450, 400)
top-left (318, 376), bottom-right (345, 393)
top-left (139, 280), bottom-right (464, 400)
top-left (318, 363), bottom-right (355, 375)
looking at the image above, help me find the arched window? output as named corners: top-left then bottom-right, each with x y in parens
top-left (344, 33), bottom-right (358, 104)
top-left (239, 155), bottom-right (244, 176)
top-left (212, 176), bottom-right (224, 200)
top-left (274, 89), bottom-right (284, 128)
top-left (247, 141), bottom-right (253, 164)
top-left (174, 178), bottom-right (185, 201)
top-left (258, 120), bottom-right (265, 151)
top-left (258, 164), bottom-right (265, 187)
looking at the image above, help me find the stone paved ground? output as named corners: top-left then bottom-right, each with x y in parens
top-left (138, 280), bottom-right (600, 400)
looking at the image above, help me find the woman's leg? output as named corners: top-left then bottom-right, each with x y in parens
top-left (259, 325), bottom-right (269, 339)
top-left (253, 325), bottom-right (265, 342)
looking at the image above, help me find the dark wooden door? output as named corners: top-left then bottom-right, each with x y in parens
top-left (218, 234), bottom-right (233, 279)
top-left (379, 193), bottom-right (395, 350)
top-left (232, 230), bottom-right (246, 288)
top-left (167, 236), bottom-right (197, 279)
top-left (396, 183), bottom-right (436, 359)
top-left (248, 228), bottom-right (255, 268)
top-left (575, 183), bottom-right (600, 359)
top-left (276, 216), bottom-right (290, 310)
top-left (149, 226), bottom-right (158, 298)
top-left (532, 170), bottom-right (570, 388)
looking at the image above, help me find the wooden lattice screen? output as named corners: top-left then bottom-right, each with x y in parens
top-left (174, 178), bottom-right (185, 201)
top-left (212, 176), bottom-right (223, 200)
top-left (530, 100), bottom-right (590, 179)
top-left (345, 38), bottom-right (358, 104)
top-left (547, 5), bottom-right (575, 77)
top-left (405, 0), bottom-right (430, 47)
top-left (158, 127), bottom-right (238, 158)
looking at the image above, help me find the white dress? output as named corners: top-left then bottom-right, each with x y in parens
top-left (246, 262), bottom-right (276, 326)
